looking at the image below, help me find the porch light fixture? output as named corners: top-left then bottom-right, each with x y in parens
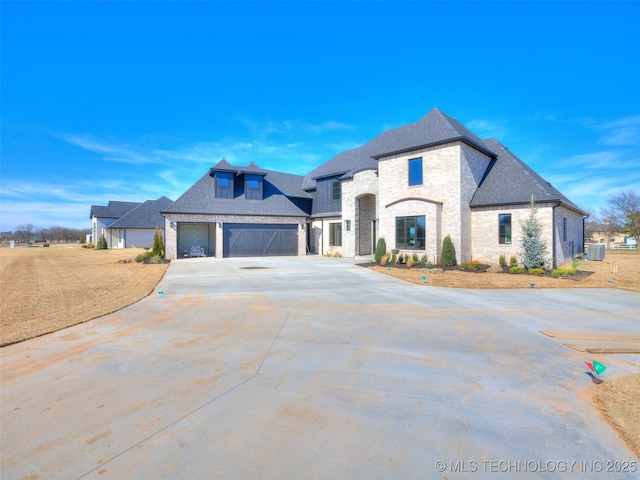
top-left (344, 219), bottom-right (351, 231)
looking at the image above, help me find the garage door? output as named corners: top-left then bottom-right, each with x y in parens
top-left (178, 223), bottom-right (211, 257)
top-left (223, 224), bottom-right (298, 257)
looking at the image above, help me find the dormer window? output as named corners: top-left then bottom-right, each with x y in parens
top-left (215, 173), bottom-right (233, 198)
top-left (245, 175), bottom-right (263, 200)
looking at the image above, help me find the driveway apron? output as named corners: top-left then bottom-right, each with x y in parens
top-left (1, 256), bottom-right (639, 479)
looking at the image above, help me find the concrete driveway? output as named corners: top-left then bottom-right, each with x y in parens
top-left (1, 256), bottom-right (639, 479)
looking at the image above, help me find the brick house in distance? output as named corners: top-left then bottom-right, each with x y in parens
top-left (163, 108), bottom-right (586, 268)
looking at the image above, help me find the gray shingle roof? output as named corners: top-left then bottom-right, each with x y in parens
top-left (89, 201), bottom-right (141, 219)
top-left (302, 107), bottom-right (495, 190)
top-left (164, 167), bottom-right (310, 217)
top-left (470, 139), bottom-right (586, 213)
top-left (371, 108), bottom-right (494, 159)
top-left (109, 197), bottom-right (173, 229)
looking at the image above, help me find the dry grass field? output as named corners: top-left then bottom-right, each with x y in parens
top-left (1, 245), bottom-right (638, 456)
top-left (0, 245), bottom-right (168, 347)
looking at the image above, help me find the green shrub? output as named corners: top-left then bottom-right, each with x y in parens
top-left (86, 242), bottom-right (95, 249)
top-left (528, 267), bottom-right (545, 276)
top-left (459, 260), bottom-right (483, 271)
top-left (412, 253), bottom-right (419, 264)
top-left (509, 255), bottom-right (518, 267)
top-left (509, 266), bottom-right (525, 274)
top-left (571, 259), bottom-right (579, 271)
top-left (96, 235), bottom-right (108, 250)
top-left (390, 252), bottom-right (397, 264)
top-left (499, 254), bottom-right (506, 267)
top-left (150, 254), bottom-right (162, 264)
top-left (552, 268), bottom-right (574, 278)
top-left (397, 253), bottom-right (404, 264)
top-left (136, 253), bottom-right (148, 262)
top-left (152, 227), bottom-right (165, 258)
top-left (440, 235), bottom-right (456, 266)
top-left (421, 254), bottom-right (429, 266)
top-left (391, 249), bottom-right (400, 255)
top-left (374, 238), bottom-right (387, 262)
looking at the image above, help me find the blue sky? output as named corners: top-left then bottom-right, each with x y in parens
top-left (2, 0), bottom-right (639, 232)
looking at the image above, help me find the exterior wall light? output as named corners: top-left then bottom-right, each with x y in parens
top-left (344, 219), bottom-right (351, 231)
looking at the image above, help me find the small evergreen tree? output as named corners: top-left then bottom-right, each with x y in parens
top-left (96, 235), bottom-right (108, 250)
top-left (440, 235), bottom-right (456, 266)
top-left (374, 237), bottom-right (387, 262)
top-left (152, 226), bottom-right (165, 258)
top-left (519, 197), bottom-right (549, 269)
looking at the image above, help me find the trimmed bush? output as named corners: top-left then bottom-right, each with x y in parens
top-left (152, 227), bottom-right (165, 258)
top-left (440, 235), bottom-right (456, 266)
top-left (552, 268), bottom-right (574, 278)
top-left (528, 267), bottom-right (545, 276)
top-left (412, 253), bottom-right (419, 264)
top-left (499, 254), bottom-right (506, 267)
top-left (459, 260), bottom-right (483, 271)
top-left (421, 254), bottom-right (429, 266)
top-left (374, 238), bottom-right (387, 262)
top-left (509, 255), bottom-right (518, 267)
top-left (509, 266), bottom-right (525, 274)
top-left (96, 235), bottom-right (108, 250)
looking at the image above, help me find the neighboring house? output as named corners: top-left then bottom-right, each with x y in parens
top-left (89, 197), bottom-right (172, 249)
top-left (90, 201), bottom-right (142, 248)
top-left (105, 196), bottom-right (173, 249)
top-left (164, 108), bottom-right (586, 267)
top-left (585, 221), bottom-right (627, 247)
top-left (162, 161), bottom-right (311, 258)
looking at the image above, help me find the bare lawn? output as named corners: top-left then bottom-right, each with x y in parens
top-left (1, 245), bottom-right (638, 457)
top-left (0, 246), bottom-right (168, 347)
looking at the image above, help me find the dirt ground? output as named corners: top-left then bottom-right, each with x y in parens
top-left (0, 245), bottom-right (168, 347)
top-left (367, 249), bottom-right (640, 293)
top-left (1, 245), bottom-right (638, 457)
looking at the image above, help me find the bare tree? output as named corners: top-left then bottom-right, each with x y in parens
top-left (14, 224), bottom-right (37, 243)
top-left (602, 190), bottom-right (640, 244)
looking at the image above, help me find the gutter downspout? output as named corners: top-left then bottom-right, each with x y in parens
top-left (552, 201), bottom-right (561, 269)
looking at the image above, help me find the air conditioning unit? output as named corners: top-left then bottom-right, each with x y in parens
top-left (588, 243), bottom-right (605, 261)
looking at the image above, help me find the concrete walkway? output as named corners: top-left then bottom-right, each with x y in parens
top-left (1, 256), bottom-right (639, 479)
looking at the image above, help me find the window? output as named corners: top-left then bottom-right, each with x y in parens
top-left (216, 174), bottom-right (232, 198)
top-left (499, 214), bottom-right (512, 244)
top-left (408, 157), bottom-right (423, 186)
top-left (332, 181), bottom-right (341, 200)
top-left (563, 218), bottom-right (567, 241)
top-left (395, 216), bottom-right (425, 249)
top-left (329, 222), bottom-right (342, 246)
top-left (246, 178), bottom-right (261, 200)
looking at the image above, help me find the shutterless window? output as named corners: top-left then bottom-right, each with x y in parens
top-left (408, 157), bottom-right (423, 186)
top-left (332, 181), bottom-right (341, 200)
top-left (499, 214), bottom-right (512, 244)
top-left (396, 216), bottom-right (425, 249)
top-left (329, 222), bottom-right (342, 246)
top-left (563, 218), bottom-right (567, 241)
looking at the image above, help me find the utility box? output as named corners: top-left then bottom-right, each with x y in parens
top-left (588, 243), bottom-right (605, 261)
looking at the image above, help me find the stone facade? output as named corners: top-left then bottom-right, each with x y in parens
top-left (376, 142), bottom-right (491, 263)
top-left (340, 170), bottom-right (378, 257)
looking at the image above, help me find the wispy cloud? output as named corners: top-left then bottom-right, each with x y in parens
top-left (594, 115), bottom-right (640, 147)
top-left (466, 118), bottom-right (508, 140)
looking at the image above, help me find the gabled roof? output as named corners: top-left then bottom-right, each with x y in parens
top-left (302, 107), bottom-right (495, 190)
top-left (108, 197), bottom-right (173, 229)
top-left (163, 166), bottom-right (311, 217)
top-left (470, 139), bottom-right (586, 214)
top-left (89, 200), bottom-right (141, 219)
top-left (371, 108), bottom-right (495, 159)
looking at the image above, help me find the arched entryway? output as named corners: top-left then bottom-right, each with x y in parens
top-left (356, 194), bottom-right (376, 255)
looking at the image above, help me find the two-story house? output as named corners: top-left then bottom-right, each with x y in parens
top-left (163, 108), bottom-right (586, 267)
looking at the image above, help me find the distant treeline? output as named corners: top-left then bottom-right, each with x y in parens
top-left (1, 224), bottom-right (91, 243)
